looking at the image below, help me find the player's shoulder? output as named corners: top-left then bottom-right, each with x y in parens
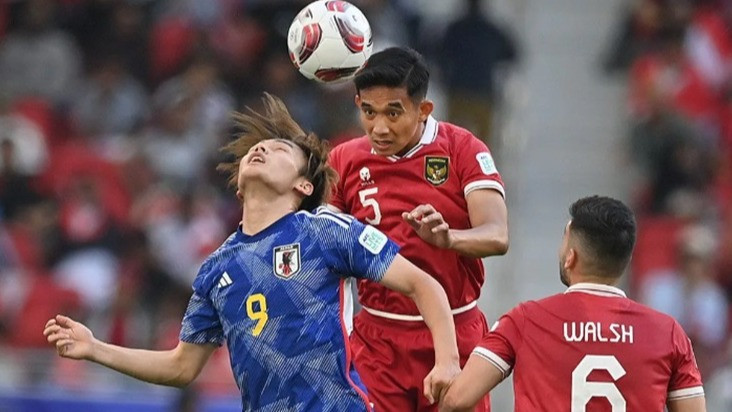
top-left (330, 136), bottom-right (372, 158)
top-left (295, 206), bottom-right (358, 232)
top-left (535, 290), bottom-right (679, 329)
top-left (193, 231), bottom-right (241, 289)
top-left (503, 293), bottom-right (563, 319)
top-left (437, 121), bottom-right (485, 146)
top-left (521, 292), bottom-right (566, 308)
top-left (626, 298), bottom-right (680, 329)
top-left (514, 292), bottom-right (599, 318)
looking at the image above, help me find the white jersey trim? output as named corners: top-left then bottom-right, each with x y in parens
top-left (298, 207), bottom-right (354, 229)
top-left (564, 283), bottom-right (627, 298)
top-left (342, 277), bottom-right (356, 336)
top-left (315, 207), bottom-right (353, 223)
top-left (472, 347), bottom-right (512, 377)
top-left (464, 180), bottom-right (505, 198)
top-left (668, 386), bottom-right (705, 400)
top-left (361, 300), bottom-right (477, 322)
top-left (325, 203), bottom-right (343, 213)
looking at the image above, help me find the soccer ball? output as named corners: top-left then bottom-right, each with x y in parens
top-left (287, 0), bottom-right (372, 84)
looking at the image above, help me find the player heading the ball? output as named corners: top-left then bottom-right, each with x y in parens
top-left (44, 93), bottom-right (460, 412)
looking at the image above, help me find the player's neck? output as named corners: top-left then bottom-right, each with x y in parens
top-left (396, 121), bottom-right (425, 157)
top-left (570, 274), bottom-right (621, 288)
top-left (239, 189), bottom-right (297, 236)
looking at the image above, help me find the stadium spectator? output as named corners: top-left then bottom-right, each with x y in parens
top-left (0, 0), bottom-right (81, 105)
top-left (139, 86), bottom-right (211, 189)
top-left (439, 0), bottom-right (518, 146)
top-left (640, 224), bottom-right (728, 377)
top-left (0, 93), bottom-right (48, 179)
top-left (601, 0), bottom-right (666, 74)
top-left (71, 53), bottom-right (149, 139)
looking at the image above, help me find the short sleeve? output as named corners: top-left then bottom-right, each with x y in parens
top-left (312, 208), bottom-right (399, 282)
top-left (327, 146), bottom-right (346, 211)
top-left (667, 320), bottom-right (705, 401)
top-left (454, 134), bottom-right (505, 198)
top-left (472, 305), bottom-right (525, 377)
top-left (179, 260), bottom-right (224, 346)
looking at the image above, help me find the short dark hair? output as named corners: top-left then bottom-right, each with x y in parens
top-left (354, 47), bottom-right (429, 101)
top-left (569, 196), bottom-right (637, 277)
top-left (217, 93), bottom-right (338, 212)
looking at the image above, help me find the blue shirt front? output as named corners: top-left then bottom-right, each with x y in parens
top-left (180, 207), bottom-right (399, 412)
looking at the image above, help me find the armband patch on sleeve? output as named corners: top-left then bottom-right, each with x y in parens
top-left (358, 225), bottom-right (388, 254)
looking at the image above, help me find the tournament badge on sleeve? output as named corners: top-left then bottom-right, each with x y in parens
top-left (425, 156), bottom-right (449, 185)
top-left (273, 243), bottom-right (301, 279)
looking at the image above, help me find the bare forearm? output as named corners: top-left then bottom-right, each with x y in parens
top-left (668, 396), bottom-right (706, 412)
top-left (410, 277), bottom-right (459, 365)
top-left (441, 354), bottom-right (504, 411)
top-left (89, 341), bottom-right (196, 387)
top-left (449, 189), bottom-right (509, 258)
top-left (449, 224), bottom-right (508, 258)
top-left (440, 403), bottom-right (474, 412)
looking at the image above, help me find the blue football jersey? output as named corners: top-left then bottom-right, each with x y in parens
top-left (180, 207), bottom-right (399, 412)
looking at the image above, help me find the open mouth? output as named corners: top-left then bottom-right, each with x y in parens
top-left (372, 140), bottom-right (392, 150)
top-left (248, 154), bottom-right (265, 164)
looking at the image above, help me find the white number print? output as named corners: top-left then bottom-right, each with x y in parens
top-left (358, 187), bottom-right (381, 225)
top-left (572, 355), bottom-right (626, 412)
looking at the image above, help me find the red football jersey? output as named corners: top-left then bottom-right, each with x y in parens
top-left (329, 116), bottom-right (504, 315)
top-left (475, 283), bottom-right (704, 411)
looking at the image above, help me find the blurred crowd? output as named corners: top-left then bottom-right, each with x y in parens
top-left (602, 0), bottom-right (732, 406)
top-left (0, 0), bottom-right (385, 396)
top-left (7, 0), bottom-right (732, 407)
top-left (0, 0), bottom-right (518, 403)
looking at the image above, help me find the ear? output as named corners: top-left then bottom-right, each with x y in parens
top-left (564, 248), bottom-right (577, 270)
top-left (354, 94), bottom-right (361, 107)
top-left (236, 189), bottom-right (243, 202)
top-left (294, 179), bottom-right (314, 197)
top-left (418, 99), bottom-right (434, 122)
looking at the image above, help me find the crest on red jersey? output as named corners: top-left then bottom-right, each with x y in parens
top-left (425, 156), bottom-right (449, 185)
top-left (359, 166), bottom-right (374, 186)
top-left (273, 243), bottom-right (301, 279)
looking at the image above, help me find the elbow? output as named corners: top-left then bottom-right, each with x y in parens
top-left (167, 348), bottom-right (200, 387)
top-left (480, 234), bottom-right (509, 257)
top-left (476, 225), bottom-right (509, 257)
top-left (171, 372), bottom-right (196, 388)
top-left (440, 391), bottom-right (472, 412)
top-left (164, 366), bottom-right (197, 388)
top-left (495, 236), bottom-right (509, 255)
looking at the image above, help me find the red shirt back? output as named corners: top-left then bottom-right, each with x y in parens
top-left (476, 283), bottom-right (704, 411)
top-left (329, 117), bottom-right (504, 315)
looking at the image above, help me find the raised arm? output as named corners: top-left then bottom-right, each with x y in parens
top-left (378, 254), bottom-right (460, 404)
top-left (43, 315), bottom-right (216, 387)
top-left (403, 189), bottom-right (508, 258)
top-left (440, 352), bottom-right (505, 412)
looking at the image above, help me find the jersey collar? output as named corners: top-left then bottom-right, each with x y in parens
top-left (372, 115), bottom-right (439, 161)
top-left (564, 283), bottom-right (627, 298)
top-left (235, 212), bottom-right (295, 243)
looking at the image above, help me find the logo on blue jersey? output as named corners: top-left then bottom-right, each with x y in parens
top-left (358, 225), bottom-right (388, 254)
top-left (273, 243), bottom-right (301, 279)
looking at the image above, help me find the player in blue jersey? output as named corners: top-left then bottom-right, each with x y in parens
top-left (43, 94), bottom-right (460, 411)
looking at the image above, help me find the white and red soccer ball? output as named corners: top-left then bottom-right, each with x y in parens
top-left (287, 0), bottom-right (373, 84)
